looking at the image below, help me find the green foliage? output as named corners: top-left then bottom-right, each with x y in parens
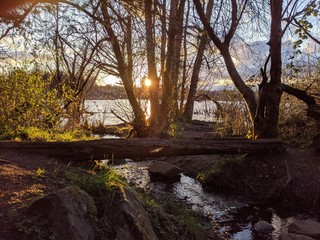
top-left (140, 191), bottom-right (157, 207)
top-left (245, 130), bottom-right (257, 140)
top-left (0, 67), bottom-right (94, 140)
top-left (167, 121), bottom-right (184, 138)
top-left (35, 167), bottom-right (45, 177)
top-left (0, 68), bottom-right (59, 134)
top-left (291, 1), bottom-right (320, 55)
top-left (279, 93), bottom-right (318, 147)
top-left (197, 155), bottom-right (247, 191)
top-left (10, 126), bottom-right (95, 142)
top-left (66, 165), bottom-right (127, 195)
top-left (162, 201), bottom-right (203, 233)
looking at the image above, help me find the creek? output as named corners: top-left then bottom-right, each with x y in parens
top-left (112, 159), bottom-right (299, 240)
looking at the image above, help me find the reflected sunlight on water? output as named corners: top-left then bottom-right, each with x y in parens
top-left (112, 161), bottom-right (297, 240)
top-left (85, 99), bottom-right (219, 125)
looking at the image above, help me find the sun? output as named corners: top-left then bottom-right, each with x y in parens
top-left (144, 78), bottom-right (152, 87)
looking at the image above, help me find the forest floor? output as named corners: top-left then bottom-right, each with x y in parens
top-left (0, 143), bottom-right (319, 239)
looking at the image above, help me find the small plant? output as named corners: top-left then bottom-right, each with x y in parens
top-left (66, 164), bottom-right (127, 195)
top-left (139, 191), bottom-right (157, 207)
top-left (162, 201), bottom-right (204, 234)
top-left (197, 155), bottom-right (247, 192)
top-left (245, 130), bottom-right (257, 140)
top-left (36, 167), bottom-right (45, 177)
top-left (167, 120), bottom-right (184, 138)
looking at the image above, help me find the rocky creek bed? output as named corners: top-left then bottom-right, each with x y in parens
top-left (113, 158), bottom-right (320, 240)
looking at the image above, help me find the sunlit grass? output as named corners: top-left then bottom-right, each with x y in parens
top-left (7, 126), bottom-right (96, 142)
top-left (66, 165), bottom-right (127, 194)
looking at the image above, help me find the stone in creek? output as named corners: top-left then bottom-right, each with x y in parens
top-left (280, 233), bottom-right (316, 240)
top-left (253, 220), bottom-right (274, 234)
top-left (148, 161), bottom-right (182, 182)
top-left (288, 218), bottom-right (320, 239)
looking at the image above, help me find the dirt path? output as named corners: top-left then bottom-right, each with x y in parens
top-left (0, 150), bottom-right (67, 240)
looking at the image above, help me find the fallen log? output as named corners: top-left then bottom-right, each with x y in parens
top-left (0, 138), bottom-right (285, 161)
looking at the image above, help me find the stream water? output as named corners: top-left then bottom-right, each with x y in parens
top-left (112, 160), bottom-right (298, 240)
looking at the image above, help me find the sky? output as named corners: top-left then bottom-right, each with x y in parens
top-left (1, 0), bottom-right (319, 89)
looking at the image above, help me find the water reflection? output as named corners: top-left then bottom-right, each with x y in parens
top-left (113, 161), bottom-right (294, 240)
top-left (173, 174), bottom-right (244, 221)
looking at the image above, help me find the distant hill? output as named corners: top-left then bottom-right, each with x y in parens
top-left (86, 84), bottom-right (241, 101)
top-left (86, 84), bottom-right (127, 100)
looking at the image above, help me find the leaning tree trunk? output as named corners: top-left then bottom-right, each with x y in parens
top-left (184, 0), bottom-right (214, 120)
top-left (193, 0), bottom-right (257, 123)
top-left (254, 0), bottom-right (283, 139)
top-left (100, 2), bottom-right (147, 136)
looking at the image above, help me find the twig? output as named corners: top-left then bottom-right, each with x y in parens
top-left (111, 110), bottom-right (131, 125)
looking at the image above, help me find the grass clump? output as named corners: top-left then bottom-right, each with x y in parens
top-left (4, 126), bottom-right (96, 142)
top-left (197, 154), bottom-right (247, 193)
top-left (138, 190), bottom-right (212, 240)
top-left (162, 201), bottom-right (201, 232)
top-left (66, 165), bottom-right (127, 195)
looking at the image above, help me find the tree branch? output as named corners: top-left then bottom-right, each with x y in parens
top-left (0, 3), bottom-right (37, 41)
top-left (281, 83), bottom-right (316, 105)
top-left (193, 0), bottom-right (223, 49)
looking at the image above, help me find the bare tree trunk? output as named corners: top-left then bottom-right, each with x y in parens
top-left (183, 0), bottom-right (213, 120)
top-left (160, 0), bottom-right (167, 82)
top-left (161, 0), bottom-right (186, 133)
top-left (193, 0), bottom-right (257, 122)
top-left (0, 138), bottom-right (285, 161)
top-left (179, 0), bottom-right (190, 111)
top-left (100, 1), bottom-right (147, 136)
top-left (145, 0), bottom-right (160, 133)
top-left (254, 0), bottom-right (283, 138)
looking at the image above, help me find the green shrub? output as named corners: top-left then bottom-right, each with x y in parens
top-left (279, 93), bottom-right (318, 147)
top-left (0, 67), bottom-right (92, 141)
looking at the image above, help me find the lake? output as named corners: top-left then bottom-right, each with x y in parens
top-left (84, 99), bottom-right (222, 125)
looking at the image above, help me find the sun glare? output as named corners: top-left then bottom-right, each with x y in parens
top-left (144, 78), bottom-right (152, 87)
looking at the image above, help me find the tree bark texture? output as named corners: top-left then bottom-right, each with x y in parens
top-left (254, 0), bottom-right (283, 139)
top-left (0, 138), bottom-right (285, 161)
top-left (100, 2), bottom-right (146, 136)
top-left (145, 0), bottom-right (160, 131)
top-left (161, 0), bottom-right (186, 131)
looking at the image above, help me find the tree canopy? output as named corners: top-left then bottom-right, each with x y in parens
top-left (0, 0), bottom-right (319, 138)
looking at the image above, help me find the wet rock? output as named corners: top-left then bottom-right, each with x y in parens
top-left (280, 233), bottom-right (316, 240)
top-left (28, 186), bottom-right (97, 240)
top-left (110, 187), bottom-right (159, 240)
top-left (288, 218), bottom-right (320, 239)
top-left (148, 161), bottom-right (182, 182)
top-left (253, 220), bottom-right (274, 234)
